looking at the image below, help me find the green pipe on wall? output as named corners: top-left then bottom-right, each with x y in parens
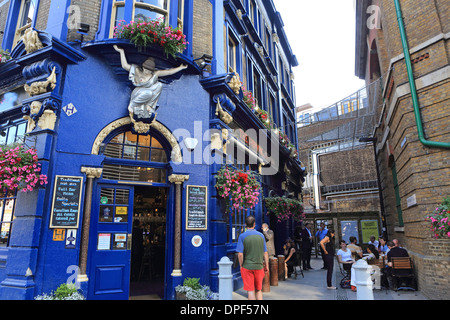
top-left (393, 0), bottom-right (450, 149)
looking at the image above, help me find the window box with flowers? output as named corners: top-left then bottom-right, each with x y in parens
top-left (0, 144), bottom-right (48, 193)
top-left (113, 17), bottom-right (188, 59)
top-left (214, 165), bottom-right (261, 210)
top-left (425, 197), bottom-right (450, 239)
top-left (264, 196), bottom-right (305, 223)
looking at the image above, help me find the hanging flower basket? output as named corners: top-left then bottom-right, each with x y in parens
top-left (264, 196), bottom-right (305, 222)
top-left (0, 144), bottom-right (48, 193)
top-left (113, 17), bottom-right (188, 58)
top-left (425, 197), bottom-right (450, 239)
top-left (215, 165), bottom-right (261, 210)
top-left (0, 48), bottom-right (11, 64)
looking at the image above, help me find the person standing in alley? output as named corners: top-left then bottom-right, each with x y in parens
top-left (262, 223), bottom-right (275, 259)
top-left (315, 222), bottom-right (328, 269)
top-left (301, 223), bottom-right (313, 270)
top-left (237, 216), bottom-right (269, 300)
top-left (320, 229), bottom-right (337, 290)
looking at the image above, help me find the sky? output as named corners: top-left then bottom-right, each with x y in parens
top-left (272, 0), bottom-right (366, 110)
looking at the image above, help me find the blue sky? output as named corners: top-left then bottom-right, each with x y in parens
top-left (273, 0), bottom-right (366, 109)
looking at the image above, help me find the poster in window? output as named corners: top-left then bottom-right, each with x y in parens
top-left (341, 220), bottom-right (359, 244)
top-left (361, 220), bottom-right (379, 244)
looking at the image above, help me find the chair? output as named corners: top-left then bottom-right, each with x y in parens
top-left (292, 250), bottom-right (304, 279)
top-left (337, 258), bottom-right (351, 289)
top-left (391, 257), bottom-right (417, 294)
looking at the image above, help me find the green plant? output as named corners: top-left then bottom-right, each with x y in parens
top-left (264, 196), bottom-right (305, 222)
top-left (182, 277), bottom-right (202, 290)
top-left (425, 197), bottom-right (450, 239)
top-left (175, 278), bottom-right (218, 300)
top-left (34, 283), bottom-right (85, 300)
top-left (113, 17), bottom-right (187, 58)
top-left (215, 165), bottom-right (261, 210)
top-left (0, 144), bottom-right (48, 193)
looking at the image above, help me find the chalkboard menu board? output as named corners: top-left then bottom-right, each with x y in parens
top-left (186, 185), bottom-right (207, 230)
top-left (49, 175), bottom-right (84, 228)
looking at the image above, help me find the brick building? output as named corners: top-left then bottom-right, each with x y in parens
top-left (355, 0), bottom-right (450, 299)
top-left (0, 0), bottom-right (304, 299)
top-left (296, 85), bottom-right (383, 251)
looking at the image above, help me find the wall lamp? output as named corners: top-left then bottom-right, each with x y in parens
top-left (194, 54), bottom-right (213, 70)
top-left (77, 23), bottom-right (90, 42)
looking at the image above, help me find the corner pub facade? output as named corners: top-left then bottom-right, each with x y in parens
top-left (0, 0), bottom-right (304, 300)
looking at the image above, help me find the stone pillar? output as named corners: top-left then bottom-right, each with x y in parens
top-left (168, 174), bottom-right (189, 277)
top-left (77, 167), bottom-right (102, 283)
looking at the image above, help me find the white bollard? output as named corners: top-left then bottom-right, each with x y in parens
top-left (218, 256), bottom-right (233, 300)
top-left (352, 259), bottom-right (374, 300)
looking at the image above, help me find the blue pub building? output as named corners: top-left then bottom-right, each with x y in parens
top-left (0, 0), bottom-right (304, 300)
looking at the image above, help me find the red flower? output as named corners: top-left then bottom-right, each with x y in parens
top-left (140, 29), bottom-right (145, 34)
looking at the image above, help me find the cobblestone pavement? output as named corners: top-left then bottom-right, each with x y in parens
top-left (232, 257), bottom-right (429, 300)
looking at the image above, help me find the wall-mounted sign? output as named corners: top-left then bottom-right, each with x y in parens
top-left (65, 229), bottom-right (77, 249)
top-left (191, 235), bottom-right (203, 247)
top-left (53, 229), bottom-right (66, 241)
top-left (186, 185), bottom-right (207, 230)
top-left (49, 175), bottom-right (83, 229)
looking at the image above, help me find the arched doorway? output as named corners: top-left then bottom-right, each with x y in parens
top-left (87, 122), bottom-right (177, 300)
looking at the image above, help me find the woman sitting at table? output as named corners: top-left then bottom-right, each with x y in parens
top-left (337, 240), bottom-right (355, 271)
top-left (363, 244), bottom-right (379, 265)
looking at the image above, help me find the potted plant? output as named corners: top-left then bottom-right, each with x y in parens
top-left (113, 17), bottom-right (188, 58)
top-left (0, 144), bottom-right (48, 193)
top-left (264, 196), bottom-right (305, 222)
top-left (425, 197), bottom-right (450, 239)
top-left (215, 165), bottom-right (261, 210)
top-left (34, 283), bottom-right (85, 300)
top-left (175, 277), bottom-right (218, 300)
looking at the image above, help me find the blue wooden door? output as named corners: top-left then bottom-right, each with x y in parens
top-left (87, 185), bottom-right (134, 300)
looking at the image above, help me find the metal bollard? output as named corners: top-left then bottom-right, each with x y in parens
top-left (270, 257), bottom-right (278, 286)
top-left (218, 256), bottom-right (233, 300)
top-left (277, 255), bottom-right (285, 281)
top-left (352, 259), bottom-right (374, 300)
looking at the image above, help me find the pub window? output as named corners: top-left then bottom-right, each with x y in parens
top-left (0, 120), bottom-right (27, 146)
top-left (103, 131), bottom-right (168, 163)
top-left (252, 67), bottom-right (262, 108)
top-left (227, 33), bottom-right (238, 73)
top-left (0, 189), bottom-right (16, 247)
top-left (0, 118), bottom-right (27, 248)
top-left (111, 0), bottom-right (176, 35)
top-left (225, 163), bottom-right (260, 244)
top-left (13, 0), bottom-right (39, 48)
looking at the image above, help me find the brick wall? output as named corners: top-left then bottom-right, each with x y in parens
top-left (0, 1), bottom-right (10, 47)
top-left (192, 0), bottom-right (213, 60)
top-left (369, 0), bottom-right (450, 299)
top-left (67, 0), bottom-right (102, 42)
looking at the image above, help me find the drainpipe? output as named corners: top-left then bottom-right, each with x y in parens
top-left (393, 0), bottom-right (450, 149)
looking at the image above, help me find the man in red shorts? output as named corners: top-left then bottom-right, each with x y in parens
top-left (236, 215), bottom-right (269, 300)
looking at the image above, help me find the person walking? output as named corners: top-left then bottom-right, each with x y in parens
top-left (320, 229), bottom-right (337, 290)
top-left (237, 216), bottom-right (269, 300)
top-left (300, 223), bottom-right (313, 270)
top-left (315, 222), bottom-right (328, 269)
